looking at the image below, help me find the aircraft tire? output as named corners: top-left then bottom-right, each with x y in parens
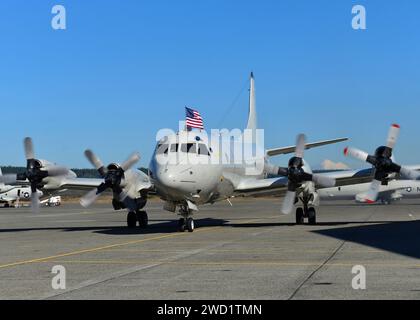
top-left (127, 211), bottom-right (137, 228)
top-left (308, 207), bottom-right (316, 225)
top-left (137, 211), bottom-right (148, 228)
top-left (296, 208), bottom-right (304, 225)
top-left (186, 218), bottom-right (194, 232)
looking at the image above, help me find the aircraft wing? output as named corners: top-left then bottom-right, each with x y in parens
top-left (400, 165), bottom-right (420, 173)
top-left (315, 168), bottom-right (374, 186)
top-left (266, 138), bottom-right (348, 157)
top-left (54, 170), bottom-right (153, 192)
top-left (233, 176), bottom-right (289, 197)
top-left (57, 177), bottom-right (103, 190)
top-left (231, 168), bottom-right (375, 198)
top-left (0, 196), bottom-right (17, 202)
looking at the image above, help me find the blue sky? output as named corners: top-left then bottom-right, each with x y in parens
top-left (0, 1), bottom-right (419, 169)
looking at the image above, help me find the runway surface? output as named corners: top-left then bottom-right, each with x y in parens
top-left (0, 198), bottom-right (420, 300)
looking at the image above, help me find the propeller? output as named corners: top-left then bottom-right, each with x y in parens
top-left (0, 137), bottom-right (69, 213)
top-left (344, 124), bottom-right (420, 203)
top-left (273, 134), bottom-right (336, 214)
top-left (80, 150), bottom-right (140, 208)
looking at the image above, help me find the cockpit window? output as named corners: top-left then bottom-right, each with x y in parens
top-left (170, 144), bottom-right (179, 152)
top-left (198, 144), bottom-right (210, 156)
top-left (180, 143), bottom-right (196, 153)
top-left (156, 143), bottom-right (169, 155)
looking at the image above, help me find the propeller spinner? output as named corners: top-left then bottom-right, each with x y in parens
top-left (80, 150), bottom-right (140, 208)
top-left (275, 134), bottom-right (336, 214)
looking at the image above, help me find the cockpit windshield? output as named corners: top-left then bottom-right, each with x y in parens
top-left (156, 143), bottom-right (169, 155)
top-left (166, 142), bottom-right (211, 156)
top-left (198, 144), bottom-right (210, 156)
top-left (180, 143), bottom-right (196, 153)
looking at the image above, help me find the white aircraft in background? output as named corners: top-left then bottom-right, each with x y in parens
top-left (0, 168), bottom-right (43, 207)
top-left (0, 140), bottom-right (79, 212)
top-left (4, 74), bottom-right (419, 231)
top-left (319, 179), bottom-right (420, 204)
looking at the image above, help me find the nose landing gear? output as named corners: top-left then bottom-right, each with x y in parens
top-left (178, 206), bottom-right (194, 232)
top-left (295, 204), bottom-right (317, 225)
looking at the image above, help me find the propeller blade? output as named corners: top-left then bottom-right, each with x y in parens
top-left (31, 189), bottom-right (40, 213)
top-left (84, 149), bottom-right (107, 176)
top-left (80, 188), bottom-right (101, 208)
top-left (312, 174), bottom-right (336, 188)
top-left (356, 179), bottom-right (381, 203)
top-left (121, 152), bottom-right (141, 172)
top-left (386, 124), bottom-right (400, 149)
top-left (0, 174), bottom-right (17, 184)
top-left (47, 166), bottom-right (69, 177)
top-left (400, 166), bottom-right (420, 180)
top-left (119, 190), bottom-right (129, 202)
top-left (24, 137), bottom-right (35, 160)
top-left (344, 147), bottom-right (370, 162)
top-left (295, 134), bottom-right (306, 158)
top-left (281, 190), bottom-right (296, 215)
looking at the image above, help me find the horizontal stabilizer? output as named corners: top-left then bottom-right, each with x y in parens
top-left (266, 137), bottom-right (348, 157)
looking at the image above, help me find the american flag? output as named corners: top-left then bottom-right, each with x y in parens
top-left (185, 107), bottom-right (204, 130)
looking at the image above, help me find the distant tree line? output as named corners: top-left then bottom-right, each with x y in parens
top-left (1, 166), bottom-right (149, 178)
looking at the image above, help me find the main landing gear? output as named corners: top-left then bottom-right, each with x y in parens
top-left (127, 210), bottom-right (148, 228)
top-left (295, 205), bottom-right (316, 225)
top-left (178, 206), bottom-right (194, 232)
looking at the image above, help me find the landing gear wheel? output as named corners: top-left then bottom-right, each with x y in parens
top-left (308, 207), bottom-right (316, 225)
top-left (127, 211), bottom-right (137, 228)
top-left (178, 218), bottom-right (186, 232)
top-left (136, 211), bottom-right (148, 228)
top-left (296, 207), bottom-right (304, 225)
top-left (186, 218), bottom-right (194, 232)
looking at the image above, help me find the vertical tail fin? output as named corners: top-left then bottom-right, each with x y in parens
top-left (246, 72), bottom-right (257, 131)
top-left (0, 167), bottom-right (5, 188)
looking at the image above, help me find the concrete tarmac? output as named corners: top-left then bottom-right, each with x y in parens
top-left (0, 198), bottom-right (419, 300)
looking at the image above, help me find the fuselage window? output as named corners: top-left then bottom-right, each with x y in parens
top-left (181, 143), bottom-right (196, 153)
top-left (198, 144), bottom-right (210, 156)
top-left (156, 143), bottom-right (169, 155)
top-left (170, 144), bottom-right (179, 152)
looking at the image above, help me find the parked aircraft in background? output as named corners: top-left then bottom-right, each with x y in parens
top-left (319, 179), bottom-right (420, 204)
top-left (0, 140), bottom-right (81, 212)
top-left (0, 168), bottom-right (43, 208)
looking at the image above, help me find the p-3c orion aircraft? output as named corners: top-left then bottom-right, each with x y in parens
top-left (5, 73), bottom-right (419, 231)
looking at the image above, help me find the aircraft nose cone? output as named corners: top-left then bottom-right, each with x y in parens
top-left (156, 168), bottom-right (177, 188)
